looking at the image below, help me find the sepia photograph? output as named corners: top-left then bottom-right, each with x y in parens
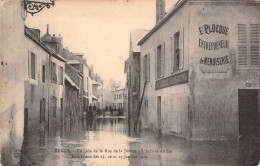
top-left (0, 0), bottom-right (260, 165)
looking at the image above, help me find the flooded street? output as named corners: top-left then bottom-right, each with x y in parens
top-left (19, 117), bottom-right (259, 166)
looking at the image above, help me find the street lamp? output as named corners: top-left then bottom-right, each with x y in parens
top-left (22, 0), bottom-right (55, 19)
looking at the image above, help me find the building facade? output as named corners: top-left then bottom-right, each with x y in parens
top-left (125, 29), bottom-right (149, 129)
top-left (64, 63), bottom-right (83, 123)
top-left (112, 88), bottom-right (126, 109)
top-left (138, 0), bottom-right (260, 140)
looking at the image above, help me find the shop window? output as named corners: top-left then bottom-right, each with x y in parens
top-left (237, 23), bottom-right (259, 68)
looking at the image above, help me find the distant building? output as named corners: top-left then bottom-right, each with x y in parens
top-left (112, 88), bottom-right (126, 110)
top-left (138, 0), bottom-right (260, 140)
top-left (125, 29), bottom-right (149, 129)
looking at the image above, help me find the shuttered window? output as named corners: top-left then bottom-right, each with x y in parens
top-left (157, 45), bottom-right (162, 78)
top-left (172, 28), bottom-right (184, 72)
top-left (28, 51), bottom-right (37, 79)
top-left (42, 65), bottom-right (45, 83)
top-left (143, 53), bottom-right (150, 82)
top-left (58, 66), bottom-right (63, 85)
top-left (237, 23), bottom-right (259, 67)
top-left (156, 44), bottom-right (165, 79)
top-left (250, 24), bottom-right (259, 66)
top-left (40, 98), bottom-right (46, 122)
top-left (147, 53), bottom-right (150, 82)
top-left (51, 62), bottom-right (57, 83)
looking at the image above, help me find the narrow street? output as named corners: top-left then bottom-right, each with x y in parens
top-left (19, 117), bottom-right (258, 166)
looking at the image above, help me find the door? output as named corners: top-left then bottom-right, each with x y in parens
top-left (60, 98), bottom-right (63, 124)
top-left (157, 96), bottom-right (162, 135)
top-left (24, 108), bottom-right (29, 135)
top-left (238, 89), bottom-right (259, 165)
top-left (238, 89), bottom-right (258, 138)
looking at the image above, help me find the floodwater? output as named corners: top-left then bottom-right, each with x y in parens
top-left (19, 117), bottom-right (259, 166)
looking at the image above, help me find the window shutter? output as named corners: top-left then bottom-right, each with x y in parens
top-left (40, 99), bottom-right (42, 122)
top-left (154, 48), bottom-right (157, 78)
top-left (179, 28), bottom-right (184, 69)
top-left (35, 54), bottom-right (37, 79)
top-left (250, 24), bottom-right (259, 66)
top-left (238, 24), bottom-right (248, 66)
top-left (28, 51), bottom-right (31, 78)
top-left (161, 43), bottom-right (165, 77)
top-left (170, 36), bottom-right (174, 72)
top-left (143, 56), bottom-right (146, 82)
top-left (147, 53), bottom-right (150, 82)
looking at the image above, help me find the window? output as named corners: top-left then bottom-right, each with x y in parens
top-left (51, 62), bottom-right (57, 83)
top-left (119, 94), bottom-right (122, 99)
top-left (52, 96), bottom-right (57, 117)
top-left (172, 28), bottom-right (184, 72)
top-left (28, 52), bottom-right (37, 79)
top-left (237, 23), bottom-right (259, 67)
top-left (40, 98), bottom-right (46, 122)
top-left (114, 94), bottom-right (116, 100)
top-left (143, 54), bottom-right (150, 82)
top-left (58, 66), bottom-right (63, 85)
top-left (155, 43), bottom-right (165, 78)
top-left (42, 65), bottom-right (45, 83)
top-left (87, 77), bottom-right (89, 91)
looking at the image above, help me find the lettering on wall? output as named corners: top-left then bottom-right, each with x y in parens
top-left (198, 24), bottom-right (231, 73)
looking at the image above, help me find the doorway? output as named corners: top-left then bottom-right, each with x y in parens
top-left (238, 89), bottom-right (259, 165)
top-left (238, 89), bottom-right (258, 138)
top-left (157, 96), bottom-right (162, 135)
top-left (24, 108), bottom-right (29, 136)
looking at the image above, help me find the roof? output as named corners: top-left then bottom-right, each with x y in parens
top-left (65, 74), bottom-right (79, 90)
top-left (112, 87), bottom-right (125, 92)
top-left (67, 60), bottom-right (81, 65)
top-left (138, 0), bottom-right (187, 45)
top-left (130, 29), bottom-right (149, 52)
top-left (24, 26), bottom-right (67, 62)
top-left (138, 0), bottom-right (260, 45)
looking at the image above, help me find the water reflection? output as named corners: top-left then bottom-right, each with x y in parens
top-left (20, 118), bottom-right (259, 166)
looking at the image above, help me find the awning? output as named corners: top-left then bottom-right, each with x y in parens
top-left (92, 80), bottom-right (100, 85)
top-left (67, 60), bottom-right (81, 65)
top-left (65, 74), bottom-right (79, 90)
top-left (92, 95), bottom-right (98, 100)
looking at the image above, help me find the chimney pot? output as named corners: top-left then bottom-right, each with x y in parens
top-left (156, 0), bottom-right (165, 24)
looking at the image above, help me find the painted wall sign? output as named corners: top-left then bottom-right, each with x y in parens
top-left (155, 71), bottom-right (188, 90)
top-left (198, 23), bottom-right (231, 73)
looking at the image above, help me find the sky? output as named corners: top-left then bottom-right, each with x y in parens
top-left (25, 0), bottom-right (178, 85)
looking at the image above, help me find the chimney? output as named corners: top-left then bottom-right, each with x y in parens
top-left (47, 24), bottom-right (49, 34)
top-left (156, 0), bottom-right (165, 24)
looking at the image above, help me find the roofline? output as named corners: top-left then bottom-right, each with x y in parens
top-left (24, 26), bottom-right (67, 62)
top-left (138, 0), bottom-right (187, 45)
top-left (138, 0), bottom-right (260, 45)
